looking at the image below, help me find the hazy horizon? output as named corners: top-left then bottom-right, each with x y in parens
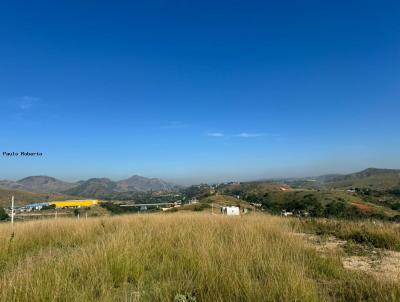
top-left (1, 165), bottom-right (399, 186)
top-left (1, 1), bottom-right (399, 184)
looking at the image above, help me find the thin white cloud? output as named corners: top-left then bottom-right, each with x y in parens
top-left (236, 132), bottom-right (265, 138)
top-left (236, 132), bottom-right (280, 138)
top-left (205, 132), bottom-right (279, 139)
top-left (206, 132), bottom-right (225, 137)
top-left (16, 96), bottom-right (40, 110)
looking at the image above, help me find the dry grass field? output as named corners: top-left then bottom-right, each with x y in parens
top-left (0, 213), bottom-right (399, 301)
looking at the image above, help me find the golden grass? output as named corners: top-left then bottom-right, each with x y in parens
top-left (296, 218), bottom-right (400, 251)
top-left (0, 213), bottom-right (399, 301)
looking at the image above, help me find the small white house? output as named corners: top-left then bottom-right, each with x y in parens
top-left (188, 198), bottom-right (199, 205)
top-left (222, 206), bottom-right (240, 216)
top-left (281, 210), bottom-right (293, 217)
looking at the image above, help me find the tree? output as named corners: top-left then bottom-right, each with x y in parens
top-left (324, 201), bottom-right (347, 217)
top-left (391, 203), bottom-right (400, 211)
top-left (73, 208), bottom-right (80, 217)
top-left (42, 204), bottom-right (56, 210)
top-left (309, 202), bottom-right (324, 217)
top-left (0, 208), bottom-right (9, 221)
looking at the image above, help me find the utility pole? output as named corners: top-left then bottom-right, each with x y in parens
top-left (11, 195), bottom-right (14, 224)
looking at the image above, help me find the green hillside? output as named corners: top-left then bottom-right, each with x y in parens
top-left (219, 181), bottom-right (400, 219)
top-left (63, 178), bottom-right (117, 198)
top-left (222, 181), bottom-right (290, 195)
top-left (284, 168), bottom-right (400, 191)
top-left (320, 168), bottom-right (400, 190)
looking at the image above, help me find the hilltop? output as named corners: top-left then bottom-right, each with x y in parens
top-left (0, 176), bottom-right (75, 193)
top-left (0, 175), bottom-right (176, 196)
top-left (0, 176), bottom-right (80, 193)
top-left (63, 178), bottom-right (118, 198)
top-left (317, 168), bottom-right (400, 190)
top-left (63, 176), bottom-right (176, 198)
top-left (116, 175), bottom-right (175, 192)
top-left (279, 168), bottom-right (400, 191)
top-left (17, 176), bottom-right (76, 192)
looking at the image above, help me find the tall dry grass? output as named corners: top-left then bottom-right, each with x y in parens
top-left (295, 218), bottom-right (400, 251)
top-left (0, 213), bottom-right (399, 301)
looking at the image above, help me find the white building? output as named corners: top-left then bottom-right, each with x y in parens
top-left (188, 198), bottom-right (199, 205)
top-left (222, 206), bottom-right (240, 216)
top-left (281, 210), bottom-right (293, 217)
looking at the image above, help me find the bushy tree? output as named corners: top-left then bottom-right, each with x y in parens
top-left (0, 208), bottom-right (9, 221)
top-left (324, 201), bottom-right (363, 219)
top-left (391, 202), bottom-right (400, 211)
top-left (41, 204), bottom-right (56, 210)
top-left (324, 201), bottom-right (347, 217)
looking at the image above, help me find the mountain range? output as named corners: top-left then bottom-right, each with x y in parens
top-left (284, 168), bottom-right (400, 190)
top-left (0, 175), bottom-right (176, 196)
top-left (1, 168), bottom-right (399, 201)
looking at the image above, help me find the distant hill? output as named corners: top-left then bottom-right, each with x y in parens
top-left (63, 178), bottom-right (118, 198)
top-left (0, 180), bottom-right (26, 191)
top-left (0, 175), bottom-right (176, 197)
top-left (0, 176), bottom-right (77, 193)
top-left (317, 168), bottom-right (400, 190)
top-left (18, 176), bottom-right (77, 192)
top-left (222, 181), bottom-right (291, 196)
top-left (0, 188), bottom-right (81, 208)
top-left (63, 176), bottom-right (176, 198)
top-left (280, 168), bottom-right (400, 191)
top-left (116, 175), bottom-right (175, 192)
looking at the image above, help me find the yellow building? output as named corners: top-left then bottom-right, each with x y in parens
top-left (49, 200), bottom-right (99, 208)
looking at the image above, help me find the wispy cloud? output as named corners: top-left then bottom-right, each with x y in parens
top-left (236, 132), bottom-right (280, 138)
top-left (206, 132), bottom-right (225, 137)
top-left (161, 121), bottom-right (189, 129)
top-left (236, 132), bottom-right (265, 138)
top-left (15, 96), bottom-right (40, 110)
top-left (205, 131), bottom-right (279, 139)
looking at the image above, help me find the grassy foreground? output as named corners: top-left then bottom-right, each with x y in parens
top-left (0, 213), bottom-right (399, 302)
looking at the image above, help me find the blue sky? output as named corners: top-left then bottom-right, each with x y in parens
top-left (1, 1), bottom-right (399, 184)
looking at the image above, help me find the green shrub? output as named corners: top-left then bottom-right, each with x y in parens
top-left (0, 208), bottom-right (8, 221)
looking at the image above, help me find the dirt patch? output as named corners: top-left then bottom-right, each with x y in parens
top-left (312, 235), bottom-right (346, 253)
top-left (343, 251), bottom-right (400, 281)
top-left (293, 233), bottom-right (346, 253)
top-left (296, 232), bottom-right (400, 281)
top-left (350, 201), bottom-right (374, 214)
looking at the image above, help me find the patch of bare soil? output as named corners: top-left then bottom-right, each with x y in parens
top-left (293, 233), bottom-right (346, 253)
top-left (343, 251), bottom-right (400, 281)
top-left (295, 232), bottom-right (400, 281)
